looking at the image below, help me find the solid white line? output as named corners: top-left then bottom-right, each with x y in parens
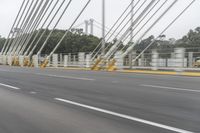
top-left (0, 83), bottom-right (21, 90)
top-left (141, 84), bottom-right (200, 93)
top-left (35, 73), bottom-right (95, 81)
top-left (0, 69), bottom-right (95, 81)
top-left (30, 91), bottom-right (37, 94)
top-left (55, 98), bottom-right (193, 133)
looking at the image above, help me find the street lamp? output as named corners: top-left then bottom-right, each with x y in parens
top-left (101, 0), bottom-right (105, 55)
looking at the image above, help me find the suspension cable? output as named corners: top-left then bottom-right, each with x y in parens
top-left (3, 0), bottom-right (31, 55)
top-left (28, 0), bottom-right (66, 57)
top-left (121, 0), bottom-right (163, 45)
top-left (103, 0), bottom-right (148, 54)
top-left (25, 0), bottom-right (60, 57)
top-left (45, 0), bottom-right (92, 61)
top-left (19, 0), bottom-right (53, 55)
top-left (91, 0), bottom-right (141, 60)
top-left (132, 0), bottom-right (196, 62)
top-left (104, 0), bottom-right (156, 60)
top-left (9, 0), bottom-right (41, 55)
top-left (37, 0), bottom-right (73, 56)
top-left (1, 0), bottom-right (26, 54)
top-left (121, 0), bottom-right (178, 58)
top-left (13, 0), bottom-right (45, 55)
top-left (119, 0), bottom-right (166, 52)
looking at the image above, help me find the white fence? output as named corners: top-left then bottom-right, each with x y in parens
top-left (1, 47), bottom-right (200, 71)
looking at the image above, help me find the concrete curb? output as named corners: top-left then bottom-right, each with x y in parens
top-left (46, 67), bottom-right (200, 77)
top-left (46, 67), bottom-right (90, 71)
top-left (118, 70), bottom-right (200, 77)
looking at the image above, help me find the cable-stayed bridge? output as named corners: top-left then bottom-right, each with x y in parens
top-left (0, 1), bottom-right (200, 133)
top-left (0, 0), bottom-right (197, 71)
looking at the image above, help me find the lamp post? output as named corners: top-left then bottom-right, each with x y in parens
top-left (85, 20), bottom-right (89, 35)
top-left (129, 0), bottom-right (134, 69)
top-left (130, 0), bottom-right (134, 43)
top-left (101, 0), bottom-right (105, 55)
top-left (90, 19), bottom-right (94, 35)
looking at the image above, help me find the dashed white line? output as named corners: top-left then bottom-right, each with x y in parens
top-left (55, 98), bottom-right (193, 133)
top-left (0, 69), bottom-right (95, 81)
top-left (30, 91), bottom-right (37, 94)
top-left (0, 83), bottom-right (21, 90)
top-left (111, 81), bottom-right (119, 83)
top-left (141, 84), bottom-right (200, 93)
top-left (35, 73), bottom-right (95, 81)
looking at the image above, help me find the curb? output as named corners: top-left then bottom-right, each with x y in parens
top-left (118, 70), bottom-right (200, 77)
top-left (46, 67), bottom-right (200, 77)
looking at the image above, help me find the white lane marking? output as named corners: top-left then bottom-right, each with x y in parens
top-left (0, 69), bottom-right (95, 81)
top-left (141, 84), bottom-right (200, 93)
top-left (111, 81), bottom-right (119, 83)
top-left (30, 91), bottom-right (37, 94)
top-left (55, 98), bottom-right (193, 133)
top-left (35, 73), bottom-right (95, 81)
top-left (0, 83), bottom-right (21, 90)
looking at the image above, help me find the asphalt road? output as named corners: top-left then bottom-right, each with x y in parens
top-left (0, 65), bottom-right (199, 133)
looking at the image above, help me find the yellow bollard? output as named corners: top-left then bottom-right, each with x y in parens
top-left (91, 58), bottom-right (102, 70)
top-left (23, 57), bottom-right (29, 66)
top-left (40, 59), bottom-right (49, 68)
top-left (13, 57), bottom-right (19, 66)
top-left (107, 59), bottom-right (117, 71)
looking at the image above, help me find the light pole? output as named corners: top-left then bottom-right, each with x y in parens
top-left (90, 19), bottom-right (94, 35)
top-left (129, 0), bottom-right (134, 69)
top-left (130, 0), bottom-right (134, 43)
top-left (85, 20), bottom-right (89, 35)
top-left (101, 0), bottom-right (105, 55)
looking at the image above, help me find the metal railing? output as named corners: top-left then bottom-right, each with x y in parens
top-left (36, 47), bottom-right (200, 71)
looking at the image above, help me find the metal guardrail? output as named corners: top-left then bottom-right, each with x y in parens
top-left (0, 49), bottom-right (199, 72)
top-left (38, 49), bottom-right (200, 71)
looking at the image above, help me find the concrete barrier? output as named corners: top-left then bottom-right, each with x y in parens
top-left (52, 54), bottom-right (58, 68)
top-left (86, 54), bottom-right (91, 68)
top-left (33, 55), bottom-right (39, 68)
top-left (64, 55), bottom-right (68, 67)
top-left (19, 56), bottom-right (24, 67)
top-left (114, 51), bottom-right (124, 69)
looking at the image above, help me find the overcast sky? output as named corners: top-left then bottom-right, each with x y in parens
top-left (0, 0), bottom-right (199, 40)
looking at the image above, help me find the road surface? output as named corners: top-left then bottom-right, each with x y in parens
top-left (0, 65), bottom-right (199, 133)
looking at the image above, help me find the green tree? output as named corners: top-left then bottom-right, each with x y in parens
top-left (27, 29), bottom-right (101, 54)
top-left (176, 27), bottom-right (200, 48)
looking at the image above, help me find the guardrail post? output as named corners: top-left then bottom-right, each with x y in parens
top-left (129, 51), bottom-right (136, 69)
top-left (139, 54), bottom-right (145, 67)
top-left (114, 51), bottom-right (124, 69)
top-left (3, 55), bottom-right (7, 65)
top-left (151, 49), bottom-right (159, 70)
top-left (188, 52), bottom-right (193, 68)
top-left (175, 48), bottom-right (185, 71)
top-left (78, 52), bottom-right (85, 67)
top-left (86, 54), bottom-right (91, 68)
top-left (52, 54), bottom-right (58, 68)
top-left (64, 55), bottom-right (68, 67)
top-left (33, 55), bottom-right (39, 68)
top-left (73, 55), bottom-right (77, 65)
top-left (19, 55), bottom-right (24, 67)
top-left (7, 55), bottom-right (12, 66)
top-left (68, 53), bottom-right (71, 66)
top-left (0, 55), bottom-right (3, 64)
top-left (59, 54), bottom-right (63, 66)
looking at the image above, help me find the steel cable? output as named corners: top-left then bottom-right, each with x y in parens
top-left (1, 0), bottom-right (26, 54)
top-left (37, 0), bottom-right (73, 56)
top-left (132, 0), bottom-right (196, 63)
top-left (25, 0), bottom-right (60, 57)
